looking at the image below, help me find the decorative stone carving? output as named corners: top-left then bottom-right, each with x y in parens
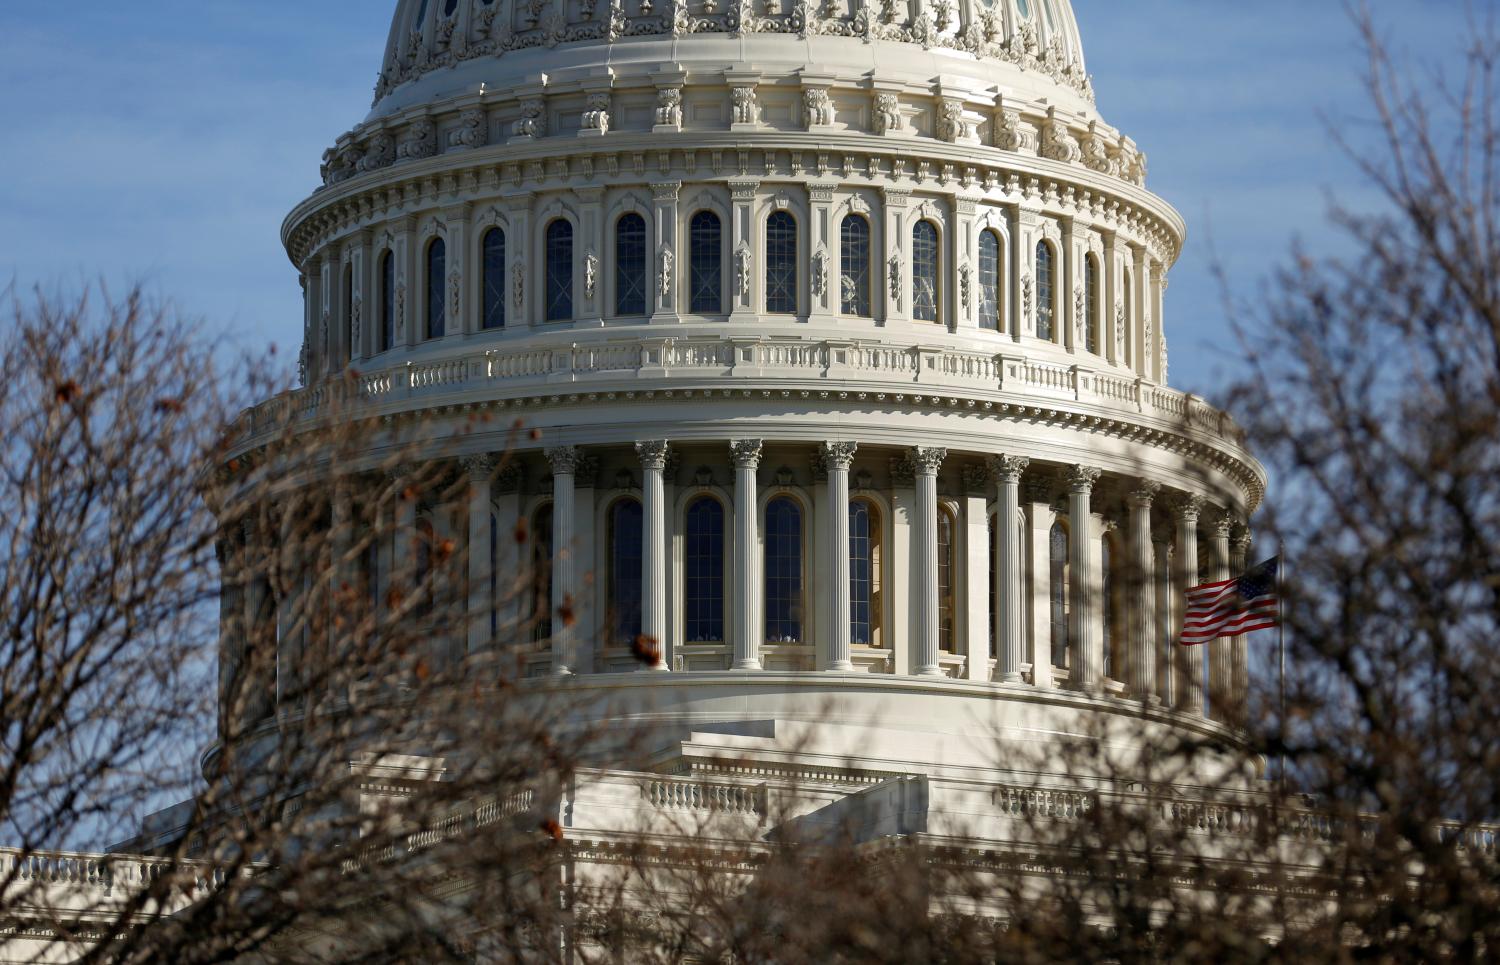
top-left (581, 93), bottom-right (611, 134)
top-left (734, 243), bottom-right (753, 300)
top-left (356, 132), bottom-right (395, 172)
top-left (1129, 480), bottom-right (1162, 505)
top-left (461, 453), bottom-right (498, 480)
top-left (399, 118), bottom-right (436, 160)
top-left (936, 98), bottom-right (969, 143)
top-left (731, 85), bottom-right (760, 126)
top-left (811, 249), bottom-right (828, 298)
top-left (447, 109), bottom-right (486, 150)
top-left (888, 455), bottom-right (916, 487)
top-left (873, 93), bottom-right (901, 134)
top-left (546, 446), bottom-right (583, 475)
top-left (729, 439), bottom-right (763, 470)
top-left (657, 244), bottom-right (674, 306)
top-left (297, 339), bottom-right (309, 387)
top-left (1074, 289), bottom-right (1086, 346)
top-left (887, 254), bottom-right (902, 310)
top-left (910, 446), bottom-right (948, 474)
top-left (1066, 464), bottom-right (1102, 493)
top-left (449, 270), bottom-right (462, 321)
top-left (585, 249), bottom-right (599, 301)
top-left (350, 295), bottom-right (362, 348)
top-left (819, 441), bottom-right (858, 472)
top-left (993, 108), bottom-right (1032, 153)
top-left (933, 0), bottom-right (954, 32)
top-left (960, 262), bottom-right (973, 314)
top-left (1081, 120), bottom-right (1115, 175)
top-left (394, 282), bottom-right (408, 337)
top-left (512, 99), bottom-right (545, 139)
top-left (1039, 108), bottom-right (1081, 163)
top-left (512, 261), bottom-right (525, 310)
top-left (669, 0), bottom-right (690, 36)
top-left (803, 88), bottom-right (833, 128)
top-left (1021, 274), bottom-right (1033, 326)
top-left (989, 454), bottom-right (1031, 484)
top-left (1115, 302), bottom-right (1127, 360)
top-left (635, 440), bottom-right (670, 471)
top-left (655, 88), bottom-right (683, 128)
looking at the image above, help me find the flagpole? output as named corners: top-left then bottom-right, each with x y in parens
top-left (1278, 538), bottom-right (1287, 797)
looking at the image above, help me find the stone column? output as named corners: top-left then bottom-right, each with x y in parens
top-left (636, 440), bottom-right (670, 670)
top-left (991, 456), bottom-right (1029, 683)
top-left (1173, 494), bottom-right (1206, 715)
top-left (882, 188), bottom-right (911, 327)
top-left (889, 458), bottom-right (915, 676)
top-left (492, 464), bottom-right (523, 648)
top-left (505, 195), bottom-right (533, 329)
top-left (729, 179), bottom-right (760, 321)
top-left (1209, 510), bottom-right (1235, 721)
top-left (444, 203), bottom-right (471, 339)
top-left (1154, 533), bottom-right (1174, 705)
top-left (1067, 465), bottom-right (1103, 691)
top-left (1232, 526), bottom-right (1254, 723)
top-left (822, 442), bottom-right (858, 671)
top-left (463, 455), bottom-right (496, 660)
top-left (808, 182), bottom-right (837, 325)
top-left (912, 447), bottom-right (947, 676)
top-left (1023, 475), bottom-right (1054, 687)
top-left (350, 230), bottom-right (370, 363)
top-left (1127, 482), bottom-right (1160, 702)
top-left (394, 215), bottom-right (417, 348)
top-left (730, 440), bottom-right (763, 670)
top-left (649, 180), bottom-right (681, 324)
top-left (954, 197), bottom-right (978, 333)
top-left (577, 187), bottom-right (605, 328)
top-left (545, 447), bottom-right (580, 675)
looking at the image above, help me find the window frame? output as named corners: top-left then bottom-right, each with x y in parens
top-left (839, 214), bottom-right (873, 318)
top-left (764, 210), bottom-right (798, 315)
top-left (763, 495), bottom-right (806, 645)
top-left (1036, 239), bottom-right (1057, 342)
top-left (683, 495), bottom-right (727, 644)
top-left (978, 228), bottom-right (1002, 332)
top-left (912, 219), bottom-right (941, 323)
top-left (688, 209), bottom-right (724, 315)
top-left (614, 212), bottom-right (649, 318)
top-left (544, 218), bottom-right (575, 323)
top-left (425, 236), bottom-right (447, 340)
top-left (482, 226), bottom-right (507, 331)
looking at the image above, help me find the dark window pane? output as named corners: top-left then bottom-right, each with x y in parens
top-left (546, 220), bottom-right (573, 322)
top-left (913, 220), bottom-right (939, 322)
top-left (689, 211), bottom-right (722, 314)
top-left (938, 509), bottom-right (955, 651)
top-left (840, 215), bottom-right (871, 317)
top-left (979, 230), bottom-right (1001, 331)
top-left (483, 228), bottom-right (506, 330)
top-left (850, 501), bottom-right (873, 645)
top-left (765, 211), bottom-right (797, 314)
top-left (610, 499), bottom-right (643, 645)
top-left (532, 505), bottom-right (553, 645)
top-left (1086, 254), bottom-right (1099, 354)
top-left (1036, 241), bottom-right (1055, 341)
top-left (426, 237), bottom-right (446, 339)
top-left (684, 497), bottom-right (725, 642)
top-left (380, 251), bottom-right (395, 353)
top-left (342, 264), bottom-right (354, 363)
top-left (615, 214), bottom-right (647, 316)
top-left (764, 497), bottom-right (803, 643)
top-left (1050, 519), bottom-right (1069, 668)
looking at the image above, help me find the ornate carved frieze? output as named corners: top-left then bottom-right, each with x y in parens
top-left (729, 439), bottom-right (763, 470)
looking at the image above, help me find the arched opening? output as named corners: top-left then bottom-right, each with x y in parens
top-left (938, 506), bottom-right (957, 652)
top-left (979, 229), bottom-right (1002, 331)
top-left (1036, 240), bottom-right (1056, 342)
top-left (689, 210), bottom-right (723, 314)
top-left (1102, 528), bottom-right (1125, 681)
top-left (1049, 517), bottom-right (1070, 670)
top-left (684, 496), bottom-right (726, 643)
top-left (379, 250), bottom-right (395, 353)
top-left (482, 227), bottom-right (506, 330)
top-left (615, 213), bottom-right (648, 316)
top-left (426, 237), bottom-right (446, 339)
top-left (1085, 253), bottom-right (1100, 355)
top-left (545, 220), bottom-right (574, 322)
top-left (342, 262), bottom-right (354, 363)
top-left (913, 220), bottom-right (940, 323)
top-left (840, 214), bottom-right (872, 317)
top-left (849, 498), bottom-right (884, 647)
top-left (764, 211), bottom-right (797, 314)
top-left (530, 504), bottom-right (554, 646)
top-left (764, 496), bottom-right (804, 644)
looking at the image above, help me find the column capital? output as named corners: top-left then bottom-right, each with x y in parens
top-left (1127, 479), bottom-right (1162, 507)
top-left (545, 446), bottom-right (583, 475)
top-left (910, 446), bottom-right (948, 475)
top-left (730, 439), bottom-right (763, 470)
top-left (1065, 464), bottom-right (1102, 494)
top-left (1170, 492), bottom-right (1207, 522)
top-left (988, 454), bottom-right (1030, 484)
top-left (1233, 526), bottom-right (1254, 554)
top-left (650, 179), bottom-right (683, 202)
top-left (1209, 509), bottom-right (1237, 539)
top-left (635, 440), bottom-right (670, 471)
top-left (461, 453), bottom-right (498, 481)
top-left (819, 441), bottom-right (858, 472)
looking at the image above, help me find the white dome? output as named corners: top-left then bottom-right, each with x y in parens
top-left (369, 0), bottom-right (1092, 123)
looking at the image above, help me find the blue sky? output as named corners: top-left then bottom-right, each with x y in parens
top-left (0, 2), bottom-right (1469, 401)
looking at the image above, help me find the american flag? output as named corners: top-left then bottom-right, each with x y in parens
top-left (1180, 556), bottom-right (1280, 646)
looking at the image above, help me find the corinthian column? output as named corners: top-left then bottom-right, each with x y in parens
top-left (990, 455), bottom-right (1029, 683)
top-left (1173, 494), bottom-right (1206, 715)
top-left (1067, 465), bottom-right (1103, 692)
top-left (1209, 510), bottom-right (1235, 721)
top-left (822, 441), bottom-right (858, 671)
top-left (545, 447), bottom-right (580, 675)
top-left (1127, 481), bottom-right (1160, 702)
top-left (912, 447), bottom-right (948, 677)
top-left (730, 440), bottom-right (763, 670)
top-left (636, 440), bottom-right (670, 671)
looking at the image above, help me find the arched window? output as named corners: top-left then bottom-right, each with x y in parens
top-left (684, 497), bottom-right (726, 643)
top-left (938, 507), bottom-right (957, 651)
top-left (689, 211), bottom-right (722, 314)
top-left (1036, 241), bottom-right (1056, 341)
top-left (1085, 253), bottom-right (1100, 354)
top-left (840, 214), bottom-right (871, 317)
top-left (764, 497), bottom-right (803, 643)
top-left (379, 250), bottom-right (395, 353)
top-left (530, 504), bottom-right (553, 645)
top-left (849, 499), bottom-right (884, 647)
top-left (545, 220), bottom-right (573, 322)
top-left (912, 220), bottom-right (940, 322)
top-left (609, 499), bottom-right (644, 645)
top-left (765, 211), bottom-right (797, 314)
top-left (1049, 518), bottom-right (1070, 669)
top-left (1102, 530), bottom-right (1124, 680)
top-left (482, 227), bottom-right (506, 330)
top-left (615, 213), bottom-right (648, 316)
top-left (978, 229), bottom-right (1001, 331)
top-left (426, 237), bottom-right (446, 339)
top-left (342, 263), bottom-right (354, 363)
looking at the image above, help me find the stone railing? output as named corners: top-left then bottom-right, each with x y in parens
top-left (644, 777), bottom-right (767, 817)
top-left (245, 336), bottom-right (1247, 450)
